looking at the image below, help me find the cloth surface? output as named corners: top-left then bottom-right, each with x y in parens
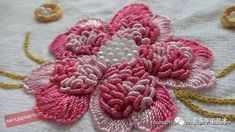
top-left (0, 0), bottom-right (235, 131)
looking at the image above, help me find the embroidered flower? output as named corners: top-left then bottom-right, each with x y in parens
top-left (23, 3), bottom-right (215, 132)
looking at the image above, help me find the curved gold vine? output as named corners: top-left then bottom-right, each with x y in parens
top-left (0, 82), bottom-right (23, 89)
top-left (174, 89), bottom-right (235, 121)
top-left (23, 32), bottom-right (46, 64)
top-left (174, 63), bottom-right (235, 121)
top-left (0, 32), bottom-right (47, 89)
top-left (0, 70), bottom-right (26, 89)
top-left (216, 63), bottom-right (235, 78)
top-left (0, 70), bottom-right (26, 80)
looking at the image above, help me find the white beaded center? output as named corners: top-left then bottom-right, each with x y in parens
top-left (97, 37), bottom-right (138, 67)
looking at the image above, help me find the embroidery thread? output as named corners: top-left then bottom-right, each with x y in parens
top-left (0, 3), bottom-right (234, 132)
top-left (221, 5), bottom-right (235, 28)
top-left (34, 3), bottom-right (63, 23)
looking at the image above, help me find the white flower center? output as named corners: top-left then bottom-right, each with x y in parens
top-left (97, 37), bottom-right (138, 67)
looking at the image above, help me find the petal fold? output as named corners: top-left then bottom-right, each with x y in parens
top-left (152, 15), bottom-right (172, 41)
top-left (156, 69), bottom-right (215, 90)
top-left (35, 84), bottom-right (90, 124)
top-left (166, 38), bottom-right (213, 69)
top-left (90, 90), bottom-right (133, 132)
top-left (109, 4), bottom-right (153, 31)
top-left (23, 62), bottom-right (55, 94)
top-left (132, 84), bottom-right (177, 132)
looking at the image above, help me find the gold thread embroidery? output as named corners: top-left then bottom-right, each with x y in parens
top-left (174, 89), bottom-right (235, 121)
top-left (0, 70), bottom-right (26, 80)
top-left (174, 63), bottom-right (235, 121)
top-left (23, 32), bottom-right (46, 64)
top-left (0, 82), bottom-right (23, 89)
top-left (216, 63), bottom-right (235, 78)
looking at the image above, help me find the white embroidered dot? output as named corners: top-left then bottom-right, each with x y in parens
top-left (38, 6), bottom-right (53, 15)
top-left (97, 37), bottom-right (138, 67)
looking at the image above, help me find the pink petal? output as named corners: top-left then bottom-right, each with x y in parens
top-left (49, 19), bottom-right (109, 60)
top-left (156, 69), bottom-right (215, 90)
top-left (35, 84), bottom-right (90, 124)
top-left (132, 84), bottom-right (177, 132)
top-left (109, 3), bottom-right (153, 31)
top-left (49, 33), bottom-right (77, 60)
top-left (90, 90), bottom-right (133, 132)
top-left (23, 62), bottom-right (55, 94)
top-left (152, 15), bottom-right (172, 41)
top-left (166, 38), bottom-right (213, 69)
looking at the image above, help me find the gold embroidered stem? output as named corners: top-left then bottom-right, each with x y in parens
top-left (1, 32), bottom-right (48, 89)
top-left (216, 63), bottom-right (235, 78)
top-left (174, 90), bottom-right (235, 121)
top-left (0, 70), bottom-right (26, 80)
top-left (174, 62), bottom-right (235, 121)
top-left (23, 32), bottom-right (46, 64)
top-left (0, 82), bottom-right (23, 89)
top-left (175, 89), bottom-right (235, 105)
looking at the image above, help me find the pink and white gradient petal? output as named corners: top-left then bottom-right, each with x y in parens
top-left (90, 90), bottom-right (133, 132)
top-left (156, 69), bottom-right (215, 90)
top-left (23, 61), bottom-right (55, 94)
top-left (152, 15), bottom-right (172, 41)
top-left (35, 84), bottom-right (90, 125)
top-left (132, 84), bottom-right (177, 132)
top-left (166, 38), bottom-right (213, 69)
top-left (109, 3), bottom-right (153, 31)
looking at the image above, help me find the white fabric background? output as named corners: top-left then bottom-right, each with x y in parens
top-left (0, 0), bottom-right (235, 132)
